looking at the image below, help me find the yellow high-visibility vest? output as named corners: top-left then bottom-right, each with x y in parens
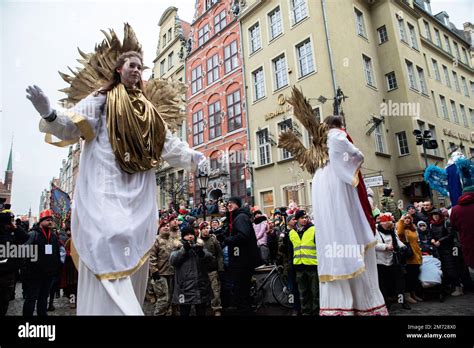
top-left (289, 226), bottom-right (317, 266)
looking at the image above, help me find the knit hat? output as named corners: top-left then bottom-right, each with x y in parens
top-left (383, 187), bottom-right (392, 197)
top-left (379, 213), bottom-right (394, 223)
top-left (417, 221), bottom-right (427, 228)
top-left (181, 225), bottom-right (195, 239)
top-left (228, 196), bottom-right (242, 208)
top-left (286, 214), bottom-right (295, 224)
top-left (199, 221), bottom-right (209, 230)
top-left (39, 209), bottom-right (53, 222)
top-left (406, 204), bottom-right (416, 211)
top-left (294, 210), bottom-right (306, 220)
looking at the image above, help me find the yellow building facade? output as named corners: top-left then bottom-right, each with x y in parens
top-left (239, 0), bottom-right (473, 215)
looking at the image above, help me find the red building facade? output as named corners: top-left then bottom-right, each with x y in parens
top-left (186, 0), bottom-right (249, 204)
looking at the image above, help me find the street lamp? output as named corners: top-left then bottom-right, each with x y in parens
top-left (413, 129), bottom-right (438, 200)
top-left (196, 170), bottom-right (209, 222)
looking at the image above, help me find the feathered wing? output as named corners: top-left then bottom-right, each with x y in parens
top-left (144, 78), bottom-right (187, 132)
top-left (58, 23), bottom-right (143, 106)
top-left (278, 86), bottom-right (329, 175)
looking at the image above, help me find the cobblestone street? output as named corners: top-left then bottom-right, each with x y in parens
top-left (6, 281), bottom-right (474, 316)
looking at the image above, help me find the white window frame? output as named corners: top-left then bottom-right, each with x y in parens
top-left (268, 6), bottom-right (283, 41)
top-left (450, 100), bottom-right (459, 124)
top-left (377, 25), bottom-right (388, 44)
top-left (407, 22), bottom-right (418, 50)
top-left (406, 60), bottom-right (418, 90)
top-left (397, 18), bottom-right (407, 42)
top-left (439, 95), bottom-right (449, 120)
top-left (252, 66), bottom-right (265, 102)
top-left (432, 59), bottom-right (441, 81)
top-left (461, 76), bottom-right (469, 97)
top-left (459, 104), bottom-right (468, 128)
top-left (278, 118), bottom-right (293, 160)
top-left (396, 131), bottom-right (410, 156)
top-left (386, 71), bottom-right (397, 91)
top-left (224, 40), bottom-right (239, 74)
top-left (417, 66), bottom-right (428, 95)
top-left (256, 128), bottom-right (272, 166)
top-left (444, 35), bottom-right (452, 54)
top-left (167, 52), bottom-right (173, 70)
top-left (207, 54), bottom-right (219, 85)
top-left (290, 0), bottom-right (308, 26)
top-left (423, 20), bottom-right (431, 40)
top-left (192, 109), bottom-right (204, 146)
top-left (374, 123), bottom-right (386, 153)
top-left (452, 71), bottom-right (460, 93)
top-left (214, 10), bottom-right (227, 33)
top-left (362, 54), bottom-right (376, 87)
top-left (249, 22), bottom-right (261, 54)
top-left (354, 7), bottom-right (367, 38)
top-left (295, 38), bottom-right (315, 78)
top-left (191, 65), bottom-right (203, 94)
top-left (272, 53), bottom-right (289, 91)
top-left (442, 65), bottom-right (451, 88)
top-left (434, 28), bottom-right (441, 47)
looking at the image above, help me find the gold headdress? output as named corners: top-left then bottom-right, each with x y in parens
top-left (278, 86), bottom-right (329, 175)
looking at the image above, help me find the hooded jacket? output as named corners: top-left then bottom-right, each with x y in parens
top-left (450, 191), bottom-right (474, 267)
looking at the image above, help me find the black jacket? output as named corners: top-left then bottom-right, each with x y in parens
top-left (0, 225), bottom-right (29, 276)
top-left (225, 207), bottom-right (261, 269)
top-left (21, 226), bottom-right (61, 281)
top-left (431, 220), bottom-right (458, 279)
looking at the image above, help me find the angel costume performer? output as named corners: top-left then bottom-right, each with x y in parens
top-left (279, 87), bottom-right (387, 316)
top-left (29, 25), bottom-right (204, 315)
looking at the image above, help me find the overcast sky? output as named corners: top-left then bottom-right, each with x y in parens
top-left (0, 0), bottom-right (472, 216)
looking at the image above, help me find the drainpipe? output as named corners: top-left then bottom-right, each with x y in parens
top-left (321, 0), bottom-right (343, 122)
top-left (239, 17), bottom-right (254, 206)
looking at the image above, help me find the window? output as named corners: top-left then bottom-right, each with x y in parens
top-left (423, 53), bottom-right (430, 77)
top-left (453, 42), bottom-right (461, 62)
top-left (284, 186), bottom-right (300, 207)
top-left (207, 54), bottom-right (219, 84)
top-left (432, 59), bottom-right (441, 81)
top-left (260, 191), bottom-right (274, 217)
top-left (397, 18), bottom-right (407, 42)
top-left (386, 71), bottom-right (397, 91)
top-left (296, 39), bottom-right (315, 77)
top-left (198, 24), bottom-right (210, 46)
top-left (460, 104), bottom-right (468, 128)
top-left (442, 65), bottom-right (451, 88)
top-left (450, 100), bottom-right (459, 124)
top-left (471, 81), bottom-right (474, 95)
top-left (444, 35), bottom-right (452, 54)
top-left (417, 67), bottom-right (427, 94)
top-left (462, 47), bottom-right (469, 64)
top-left (162, 34), bottom-right (167, 48)
top-left (192, 110), bottom-right (204, 145)
top-left (470, 109), bottom-right (474, 128)
top-left (278, 119), bottom-right (293, 159)
top-left (168, 28), bottom-right (172, 42)
top-left (205, 0), bottom-right (218, 11)
top-left (168, 52), bottom-right (173, 70)
top-left (406, 60), bottom-right (418, 90)
top-left (434, 28), bottom-right (441, 47)
top-left (461, 76), bottom-right (469, 97)
top-left (257, 128), bottom-right (271, 165)
top-left (229, 152), bottom-right (245, 199)
top-left (191, 65), bottom-right (203, 94)
top-left (377, 25), bottom-right (388, 44)
top-left (224, 41), bottom-right (238, 74)
top-left (160, 59), bottom-right (166, 76)
top-left (452, 71), bottom-right (460, 92)
top-left (407, 23), bottom-right (418, 49)
top-left (252, 67), bottom-right (265, 101)
top-left (214, 10), bottom-right (226, 33)
top-left (291, 0), bottom-right (307, 25)
top-left (268, 6), bottom-right (282, 40)
top-left (208, 101), bottom-right (221, 139)
top-left (374, 123), bottom-right (385, 153)
top-left (363, 55), bottom-right (375, 87)
top-left (227, 90), bottom-right (242, 132)
top-left (423, 20), bottom-right (431, 40)
top-left (439, 95), bottom-right (449, 120)
top-left (273, 54), bottom-right (288, 90)
top-left (249, 23), bottom-right (261, 54)
top-left (354, 8), bottom-right (367, 37)
top-left (427, 125), bottom-right (440, 156)
top-left (396, 131), bottom-right (409, 155)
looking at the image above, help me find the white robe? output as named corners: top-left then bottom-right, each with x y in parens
top-left (312, 129), bottom-right (387, 316)
top-left (39, 93), bottom-right (202, 315)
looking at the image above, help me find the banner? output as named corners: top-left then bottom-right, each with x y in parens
top-left (50, 184), bottom-right (71, 229)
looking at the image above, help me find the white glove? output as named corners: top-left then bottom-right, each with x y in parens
top-left (26, 85), bottom-right (52, 117)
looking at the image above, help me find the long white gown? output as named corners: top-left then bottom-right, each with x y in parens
top-left (39, 93), bottom-right (202, 315)
top-left (312, 129), bottom-right (388, 316)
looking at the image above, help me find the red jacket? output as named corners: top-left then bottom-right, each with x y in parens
top-left (450, 192), bottom-right (474, 268)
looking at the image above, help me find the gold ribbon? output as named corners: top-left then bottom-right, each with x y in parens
top-left (106, 84), bottom-right (167, 174)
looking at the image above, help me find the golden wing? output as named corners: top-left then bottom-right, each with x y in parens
top-left (278, 86), bottom-right (329, 175)
top-left (144, 78), bottom-right (187, 132)
top-left (58, 23), bottom-right (142, 106)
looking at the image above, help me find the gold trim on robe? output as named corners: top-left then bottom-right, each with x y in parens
top-left (318, 239), bottom-right (377, 282)
top-left (44, 112), bottom-right (95, 147)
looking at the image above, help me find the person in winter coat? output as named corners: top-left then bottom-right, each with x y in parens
top-left (252, 210), bottom-right (269, 264)
top-left (199, 222), bottom-right (224, 316)
top-left (22, 210), bottom-right (61, 316)
top-left (417, 221), bottom-right (438, 257)
top-left (224, 196), bottom-right (260, 315)
top-left (375, 213), bottom-right (410, 310)
top-left (429, 209), bottom-right (463, 296)
top-left (381, 188), bottom-right (401, 222)
top-left (170, 226), bottom-right (214, 316)
top-left (397, 214), bottom-right (422, 304)
top-left (0, 212), bottom-right (29, 316)
top-left (450, 186), bottom-right (474, 278)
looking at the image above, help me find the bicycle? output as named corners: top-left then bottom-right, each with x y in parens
top-left (250, 263), bottom-right (293, 310)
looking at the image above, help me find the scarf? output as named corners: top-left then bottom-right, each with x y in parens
top-left (106, 83), bottom-right (168, 174)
